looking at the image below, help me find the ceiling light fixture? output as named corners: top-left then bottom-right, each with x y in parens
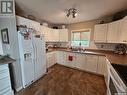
top-left (66, 8), bottom-right (77, 18)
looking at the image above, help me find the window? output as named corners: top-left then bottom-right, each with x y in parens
top-left (71, 29), bottom-right (91, 47)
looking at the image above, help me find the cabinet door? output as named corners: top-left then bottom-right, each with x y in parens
top-left (51, 29), bottom-right (59, 42)
top-left (57, 51), bottom-right (67, 65)
top-left (41, 26), bottom-right (51, 42)
top-left (0, 64), bottom-right (13, 95)
top-left (97, 56), bottom-right (106, 75)
top-left (31, 20), bottom-right (40, 32)
top-left (66, 52), bottom-right (75, 68)
top-left (75, 53), bottom-right (86, 70)
top-left (119, 16), bottom-right (127, 43)
top-left (59, 29), bottom-right (68, 42)
top-left (104, 59), bottom-right (110, 87)
top-left (86, 55), bottom-right (98, 73)
top-left (94, 24), bottom-right (108, 42)
top-left (107, 20), bottom-right (121, 43)
top-left (46, 52), bottom-right (57, 68)
top-left (16, 16), bottom-right (30, 26)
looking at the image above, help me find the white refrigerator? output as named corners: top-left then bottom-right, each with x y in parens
top-left (18, 32), bottom-right (46, 88)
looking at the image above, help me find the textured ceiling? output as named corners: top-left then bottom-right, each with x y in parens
top-left (15, 0), bottom-right (127, 24)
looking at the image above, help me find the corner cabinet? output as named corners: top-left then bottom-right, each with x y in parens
top-left (46, 51), bottom-right (57, 68)
top-left (94, 24), bottom-right (108, 43)
top-left (97, 56), bottom-right (106, 75)
top-left (56, 51), bottom-right (106, 74)
top-left (0, 64), bottom-right (14, 95)
top-left (119, 16), bottom-right (127, 43)
top-left (107, 20), bottom-right (122, 43)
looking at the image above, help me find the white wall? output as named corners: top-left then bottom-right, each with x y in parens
top-left (0, 17), bottom-right (22, 91)
top-left (0, 32), bottom-right (3, 54)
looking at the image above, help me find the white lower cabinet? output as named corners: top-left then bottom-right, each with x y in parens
top-left (97, 56), bottom-right (106, 75)
top-left (0, 64), bottom-right (14, 95)
top-left (86, 54), bottom-right (98, 73)
top-left (66, 52), bottom-right (75, 68)
top-left (46, 51), bottom-right (57, 68)
top-left (48, 51), bottom-right (106, 75)
top-left (57, 51), bottom-right (67, 66)
top-left (74, 53), bottom-right (86, 70)
top-left (104, 59), bottom-right (110, 87)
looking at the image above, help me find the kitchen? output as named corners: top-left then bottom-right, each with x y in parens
top-left (0, 0), bottom-right (127, 95)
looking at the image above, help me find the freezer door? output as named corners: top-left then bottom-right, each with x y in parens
top-left (18, 33), bottom-right (35, 88)
top-left (33, 35), bottom-right (46, 80)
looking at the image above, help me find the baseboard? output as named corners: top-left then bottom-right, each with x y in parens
top-left (16, 86), bottom-right (22, 92)
top-left (57, 63), bottom-right (104, 77)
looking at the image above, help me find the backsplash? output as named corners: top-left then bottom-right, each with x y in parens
top-left (46, 41), bottom-right (127, 53)
top-left (46, 42), bottom-right (69, 48)
top-left (90, 41), bottom-right (127, 52)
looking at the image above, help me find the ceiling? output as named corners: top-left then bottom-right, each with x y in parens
top-left (15, 0), bottom-right (127, 24)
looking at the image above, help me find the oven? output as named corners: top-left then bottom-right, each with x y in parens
top-left (107, 62), bottom-right (127, 95)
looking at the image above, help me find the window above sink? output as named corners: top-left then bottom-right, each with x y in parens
top-left (71, 29), bottom-right (91, 47)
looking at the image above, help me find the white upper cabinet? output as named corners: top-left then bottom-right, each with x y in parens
top-left (41, 26), bottom-right (52, 42)
top-left (16, 16), bottom-right (69, 42)
top-left (59, 29), bottom-right (68, 42)
top-left (16, 16), bottom-right (41, 32)
top-left (94, 24), bottom-right (108, 42)
top-left (41, 26), bottom-right (68, 42)
top-left (31, 20), bottom-right (40, 32)
top-left (16, 16), bottom-right (30, 26)
top-left (51, 29), bottom-right (60, 42)
top-left (107, 20), bottom-right (121, 43)
top-left (119, 16), bottom-right (127, 43)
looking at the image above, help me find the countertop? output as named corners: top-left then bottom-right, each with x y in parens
top-left (46, 48), bottom-right (127, 66)
top-left (0, 57), bottom-right (15, 64)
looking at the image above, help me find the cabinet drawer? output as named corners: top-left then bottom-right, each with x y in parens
top-left (0, 64), bottom-right (8, 71)
top-left (0, 87), bottom-right (12, 95)
top-left (0, 77), bottom-right (11, 91)
top-left (0, 69), bottom-right (9, 79)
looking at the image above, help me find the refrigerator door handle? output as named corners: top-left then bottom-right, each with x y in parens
top-left (32, 42), bottom-right (36, 64)
top-left (35, 44), bottom-right (37, 64)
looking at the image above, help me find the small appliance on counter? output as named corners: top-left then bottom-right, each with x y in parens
top-left (114, 44), bottom-right (127, 55)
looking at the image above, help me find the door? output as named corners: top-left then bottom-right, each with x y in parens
top-left (18, 33), bottom-right (34, 87)
top-left (94, 24), bottom-right (108, 42)
top-left (32, 34), bottom-right (46, 80)
top-left (86, 54), bottom-right (98, 73)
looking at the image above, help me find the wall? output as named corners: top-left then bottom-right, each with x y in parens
top-left (0, 17), bottom-right (22, 91)
top-left (0, 30), bottom-right (3, 54)
top-left (67, 17), bottom-right (117, 50)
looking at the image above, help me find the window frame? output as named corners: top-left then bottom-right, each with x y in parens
top-left (71, 29), bottom-right (91, 48)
